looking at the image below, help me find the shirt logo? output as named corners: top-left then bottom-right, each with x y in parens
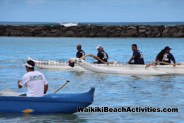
top-left (30, 75), bottom-right (43, 82)
top-left (162, 53), bottom-right (169, 61)
top-left (102, 52), bottom-right (108, 60)
top-left (138, 51), bottom-right (144, 58)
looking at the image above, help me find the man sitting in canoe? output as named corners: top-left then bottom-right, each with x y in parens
top-left (157, 46), bottom-right (176, 65)
top-left (155, 47), bottom-right (167, 62)
top-left (17, 60), bottom-right (49, 97)
top-left (94, 45), bottom-right (109, 64)
top-left (76, 44), bottom-right (85, 58)
top-left (128, 44), bottom-right (145, 64)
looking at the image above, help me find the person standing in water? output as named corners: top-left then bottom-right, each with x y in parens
top-left (76, 44), bottom-right (85, 58)
top-left (18, 60), bottom-right (49, 97)
top-left (128, 44), bottom-right (145, 64)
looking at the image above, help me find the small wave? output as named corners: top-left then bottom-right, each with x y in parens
top-left (0, 90), bottom-right (20, 96)
top-left (60, 22), bottom-right (78, 27)
top-left (0, 66), bottom-right (19, 69)
top-left (0, 59), bottom-right (24, 63)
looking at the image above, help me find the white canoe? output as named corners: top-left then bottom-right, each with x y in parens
top-left (28, 57), bottom-right (86, 71)
top-left (74, 59), bottom-right (184, 75)
top-left (29, 57), bottom-right (184, 75)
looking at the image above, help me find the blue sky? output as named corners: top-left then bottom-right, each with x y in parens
top-left (0, 0), bottom-right (184, 22)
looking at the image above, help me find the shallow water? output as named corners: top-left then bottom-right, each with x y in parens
top-left (0, 37), bottom-right (184, 122)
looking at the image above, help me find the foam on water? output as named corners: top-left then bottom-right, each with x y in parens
top-left (60, 22), bottom-right (78, 27)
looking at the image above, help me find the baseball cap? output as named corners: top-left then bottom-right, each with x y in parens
top-left (164, 46), bottom-right (172, 50)
top-left (23, 60), bottom-right (35, 68)
top-left (96, 45), bottom-right (103, 50)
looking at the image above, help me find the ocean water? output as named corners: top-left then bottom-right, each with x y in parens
top-left (0, 37), bottom-right (184, 122)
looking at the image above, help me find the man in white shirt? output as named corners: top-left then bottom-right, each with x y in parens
top-left (18, 60), bottom-right (49, 97)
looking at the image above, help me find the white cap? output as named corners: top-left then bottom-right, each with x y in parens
top-left (96, 45), bottom-right (103, 50)
top-left (23, 63), bottom-right (34, 68)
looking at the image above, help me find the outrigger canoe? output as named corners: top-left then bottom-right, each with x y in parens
top-left (28, 57), bottom-right (184, 75)
top-left (71, 58), bottom-right (184, 76)
top-left (0, 87), bottom-right (95, 114)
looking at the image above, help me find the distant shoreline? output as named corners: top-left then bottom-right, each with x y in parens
top-left (1, 21), bottom-right (184, 26)
top-left (0, 24), bottom-right (184, 38)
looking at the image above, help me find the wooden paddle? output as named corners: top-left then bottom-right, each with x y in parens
top-left (53, 80), bottom-right (70, 94)
top-left (146, 61), bottom-right (180, 68)
top-left (145, 61), bottom-right (158, 68)
top-left (80, 54), bottom-right (114, 64)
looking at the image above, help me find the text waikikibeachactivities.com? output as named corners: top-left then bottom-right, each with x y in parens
top-left (77, 107), bottom-right (178, 113)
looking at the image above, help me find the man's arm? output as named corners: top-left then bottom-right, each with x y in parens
top-left (97, 53), bottom-right (102, 63)
top-left (44, 84), bottom-right (48, 94)
top-left (128, 56), bottom-right (135, 64)
top-left (170, 54), bottom-right (176, 65)
top-left (17, 80), bottom-right (22, 88)
top-left (83, 51), bottom-right (85, 56)
top-left (155, 54), bottom-right (159, 61)
top-left (106, 53), bottom-right (109, 59)
top-left (76, 52), bottom-right (79, 58)
top-left (128, 51), bottom-right (137, 64)
top-left (42, 74), bottom-right (49, 94)
top-left (18, 76), bottom-right (29, 89)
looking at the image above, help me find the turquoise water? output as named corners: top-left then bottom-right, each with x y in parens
top-left (0, 37), bottom-right (184, 122)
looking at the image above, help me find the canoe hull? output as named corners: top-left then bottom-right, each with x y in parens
top-left (77, 59), bottom-right (184, 75)
top-left (29, 57), bottom-right (86, 71)
top-left (29, 57), bottom-right (184, 75)
top-left (0, 88), bottom-right (95, 114)
top-left (36, 64), bottom-right (86, 71)
top-left (151, 65), bottom-right (184, 74)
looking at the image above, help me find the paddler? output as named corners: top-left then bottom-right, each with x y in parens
top-left (157, 46), bottom-right (176, 65)
top-left (155, 48), bottom-right (166, 62)
top-left (94, 45), bottom-right (109, 64)
top-left (17, 60), bottom-right (49, 97)
top-left (76, 44), bottom-right (85, 58)
top-left (128, 44), bottom-right (145, 64)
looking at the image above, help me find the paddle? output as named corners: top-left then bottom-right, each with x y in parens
top-left (53, 80), bottom-right (70, 94)
top-left (146, 61), bottom-right (180, 68)
top-left (80, 54), bottom-right (115, 64)
top-left (145, 61), bottom-right (158, 68)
